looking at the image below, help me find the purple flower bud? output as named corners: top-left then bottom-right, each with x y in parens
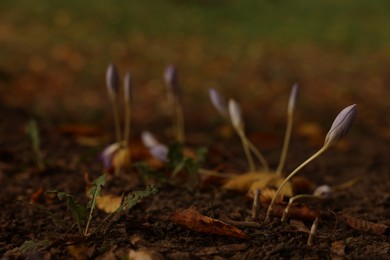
top-left (141, 131), bottom-right (159, 149)
top-left (324, 104), bottom-right (357, 147)
top-left (209, 88), bottom-right (228, 119)
top-left (164, 64), bottom-right (181, 97)
top-left (100, 142), bottom-right (122, 169)
top-left (149, 144), bottom-right (168, 162)
top-left (106, 63), bottom-right (120, 98)
top-left (124, 70), bottom-right (132, 102)
top-left (288, 83), bottom-right (299, 115)
top-left (228, 99), bottom-right (243, 130)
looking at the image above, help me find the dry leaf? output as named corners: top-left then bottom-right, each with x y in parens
top-left (67, 244), bottom-right (90, 260)
top-left (250, 174), bottom-right (293, 198)
top-left (128, 249), bottom-right (164, 260)
top-left (30, 187), bottom-right (44, 203)
top-left (331, 240), bottom-right (346, 257)
top-left (95, 194), bottom-right (122, 213)
top-left (223, 171), bottom-right (292, 199)
top-left (338, 213), bottom-right (389, 235)
top-left (272, 203), bottom-right (320, 221)
top-left (289, 219), bottom-right (310, 233)
top-left (171, 207), bottom-right (249, 239)
top-left (112, 147), bottom-right (131, 170)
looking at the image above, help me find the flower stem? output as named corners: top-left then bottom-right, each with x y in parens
top-left (276, 113), bottom-right (293, 175)
top-left (247, 139), bottom-right (270, 172)
top-left (237, 128), bottom-right (256, 172)
top-left (265, 145), bottom-right (328, 222)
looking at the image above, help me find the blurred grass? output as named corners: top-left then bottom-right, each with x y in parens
top-left (0, 0), bottom-right (389, 133)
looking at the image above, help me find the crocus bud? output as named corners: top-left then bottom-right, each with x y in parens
top-left (324, 104), bottom-right (357, 147)
top-left (106, 63), bottom-right (120, 98)
top-left (209, 88), bottom-right (228, 119)
top-left (141, 131), bottom-right (159, 149)
top-left (288, 83), bottom-right (299, 115)
top-left (149, 144), bottom-right (169, 162)
top-left (124, 70), bottom-right (132, 102)
top-left (313, 185), bottom-right (333, 198)
top-left (164, 64), bottom-right (180, 97)
top-left (228, 99), bottom-right (243, 130)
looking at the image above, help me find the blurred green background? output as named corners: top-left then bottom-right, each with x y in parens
top-left (0, 0), bottom-right (389, 136)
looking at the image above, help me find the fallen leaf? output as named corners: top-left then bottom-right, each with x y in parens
top-left (128, 249), bottom-right (164, 260)
top-left (30, 187), bottom-right (44, 203)
top-left (272, 203), bottom-right (320, 221)
top-left (338, 213), bottom-right (389, 235)
top-left (289, 219), bottom-right (310, 233)
top-left (171, 207), bottom-right (249, 239)
top-left (223, 171), bottom-right (292, 199)
top-left (67, 244), bottom-right (90, 260)
top-left (95, 194), bottom-right (122, 213)
top-left (331, 240), bottom-right (346, 257)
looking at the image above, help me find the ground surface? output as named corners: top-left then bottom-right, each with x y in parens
top-left (1, 1), bottom-right (390, 259)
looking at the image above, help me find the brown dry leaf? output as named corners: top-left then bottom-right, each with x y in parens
top-left (331, 240), bottom-right (346, 257)
top-left (223, 171), bottom-right (292, 200)
top-left (249, 174), bottom-right (293, 198)
top-left (95, 194), bottom-right (122, 213)
top-left (112, 147), bottom-right (131, 170)
top-left (272, 203), bottom-right (320, 221)
top-left (67, 244), bottom-right (90, 260)
top-left (289, 219), bottom-right (310, 233)
top-left (30, 187), bottom-right (44, 203)
top-left (128, 249), bottom-right (164, 260)
top-left (171, 207), bottom-right (249, 239)
top-left (338, 213), bottom-right (389, 235)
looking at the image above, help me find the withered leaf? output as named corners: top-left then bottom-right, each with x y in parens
top-left (223, 171), bottom-right (292, 198)
top-left (171, 207), bottom-right (249, 239)
top-left (95, 194), bottom-right (122, 213)
top-left (338, 213), bottom-right (389, 235)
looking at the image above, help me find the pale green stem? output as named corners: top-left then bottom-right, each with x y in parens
top-left (247, 139), bottom-right (270, 172)
top-left (265, 145), bottom-right (328, 222)
top-left (110, 95), bottom-right (122, 145)
top-left (124, 100), bottom-right (131, 145)
top-left (198, 168), bottom-right (237, 178)
top-left (84, 192), bottom-right (98, 237)
top-left (281, 194), bottom-right (321, 222)
top-left (237, 128), bottom-right (256, 172)
top-left (175, 100), bottom-right (185, 143)
top-left (276, 113), bottom-right (293, 175)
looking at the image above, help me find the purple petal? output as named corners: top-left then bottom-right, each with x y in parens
top-left (324, 104), bottom-right (357, 147)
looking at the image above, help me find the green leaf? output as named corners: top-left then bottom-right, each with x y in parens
top-left (167, 142), bottom-right (184, 170)
top-left (26, 119), bottom-right (45, 170)
top-left (85, 174), bottom-right (107, 236)
top-left (52, 191), bottom-right (87, 234)
top-left (87, 174), bottom-right (107, 208)
top-left (123, 185), bottom-right (159, 210)
top-left (9, 239), bottom-right (50, 255)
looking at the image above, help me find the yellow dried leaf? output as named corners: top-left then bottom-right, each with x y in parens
top-left (112, 147), bottom-right (131, 170)
top-left (95, 194), bottom-right (122, 213)
top-left (249, 174), bottom-right (293, 198)
top-left (223, 171), bottom-right (274, 191)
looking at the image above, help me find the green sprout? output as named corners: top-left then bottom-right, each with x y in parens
top-left (26, 119), bottom-right (45, 170)
top-left (265, 104), bottom-right (357, 221)
top-left (164, 65), bottom-right (185, 143)
top-left (103, 64), bottom-right (133, 174)
top-left (209, 88), bottom-right (269, 171)
top-left (106, 63), bottom-right (122, 145)
top-left (48, 174), bottom-right (158, 237)
top-left (275, 84), bottom-right (298, 175)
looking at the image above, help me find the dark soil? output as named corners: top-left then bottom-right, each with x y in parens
top-left (1, 98), bottom-right (389, 259)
